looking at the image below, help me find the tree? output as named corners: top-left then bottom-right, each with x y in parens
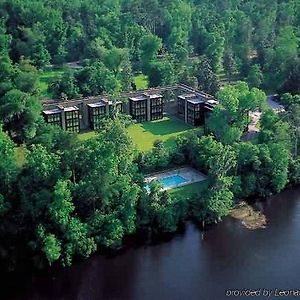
top-left (50, 69), bottom-right (79, 100)
top-left (0, 18), bottom-right (11, 56)
top-left (148, 59), bottom-right (176, 87)
top-left (33, 44), bottom-right (51, 69)
top-left (0, 127), bottom-right (18, 194)
top-left (235, 142), bottom-right (261, 197)
top-left (49, 180), bottom-right (96, 266)
top-left (0, 55), bottom-right (15, 97)
top-left (264, 26), bottom-right (300, 92)
top-left (269, 143), bottom-right (289, 193)
top-left (259, 109), bottom-right (291, 148)
top-left (72, 118), bottom-right (140, 247)
top-left (208, 82), bottom-right (266, 144)
top-left (247, 64), bottom-right (263, 88)
top-left (195, 57), bottom-right (220, 95)
top-left (285, 103), bottom-right (300, 157)
top-left (0, 89), bottom-right (41, 141)
top-left (139, 34), bottom-right (162, 73)
top-left (223, 49), bottom-right (237, 82)
top-left (37, 225), bottom-right (61, 265)
top-left (205, 175), bottom-right (234, 222)
top-left (76, 61), bottom-right (120, 96)
top-left (103, 47), bottom-right (130, 76)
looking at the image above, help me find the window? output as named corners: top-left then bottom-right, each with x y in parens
top-left (187, 102), bottom-right (195, 125)
top-left (88, 105), bottom-right (106, 130)
top-left (109, 103), bottom-right (123, 115)
top-left (65, 110), bottom-right (80, 132)
top-left (130, 100), bottom-right (147, 122)
top-left (177, 98), bottom-right (185, 119)
top-left (150, 97), bottom-right (163, 120)
top-left (45, 112), bottom-right (62, 127)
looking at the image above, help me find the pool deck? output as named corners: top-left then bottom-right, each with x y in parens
top-left (145, 167), bottom-right (207, 191)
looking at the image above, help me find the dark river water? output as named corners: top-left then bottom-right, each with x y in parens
top-left (3, 187), bottom-right (300, 300)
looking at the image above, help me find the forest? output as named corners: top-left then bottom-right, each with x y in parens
top-left (1, 0), bottom-right (300, 97)
top-left (1, 0), bottom-right (300, 271)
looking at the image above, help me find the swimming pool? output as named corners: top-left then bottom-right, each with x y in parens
top-left (146, 174), bottom-right (188, 192)
top-left (160, 175), bottom-right (187, 188)
top-left (144, 167), bottom-right (207, 192)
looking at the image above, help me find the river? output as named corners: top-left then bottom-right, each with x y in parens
top-left (3, 187), bottom-right (300, 300)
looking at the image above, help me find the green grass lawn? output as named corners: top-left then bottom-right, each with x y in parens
top-left (169, 181), bottom-right (208, 199)
top-left (127, 116), bottom-right (199, 152)
top-left (38, 67), bottom-right (65, 99)
top-left (134, 74), bottom-right (149, 90)
top-left (78, 130), bottom-right (96, 141)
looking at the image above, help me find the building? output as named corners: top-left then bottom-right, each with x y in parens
top-left (42, 84), bottom-right (217, 132)
top-left (128, 93), bottom-right (163, 122)
top-left (87, 101), bottom-right (107, 130)
top-left (42, 107), bottom-right (62, 127)
top-left (64, 106), bottom-right (80, 132)
top-left (177, 94), bottom-right (205, 126)
top-left (42, 106), bottom-right (80, 132)
top-left (42, 98), bottom-right (124, 132)
top-left (108, 101), bottom-right (123, 116)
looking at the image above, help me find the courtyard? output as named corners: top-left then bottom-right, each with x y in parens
top-left (127, 116), bottom-right (199, 152)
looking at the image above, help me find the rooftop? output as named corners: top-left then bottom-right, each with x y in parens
top-left (148, 93), bottom-right (162, 99)
top-left (129, 93), bottom-right (162, 102)
top-left (87, 101), bottom-right (106, 108)
top-left (63, 106), bottom-right (79, 112)
top-left (178, 94), bottom-right (205, 104)
top-left (206, 99), bottom-right (219, 105)
top-left (129, 95), bottom-right (147, 102)
top-left (43, 108), bottom-right (62, 115)
top-left (108, 100), bottom-right (122, 105)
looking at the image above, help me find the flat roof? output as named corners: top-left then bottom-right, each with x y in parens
top-left (43, 108), bottom-right (62, 115)
top-left (187, 98), bottom-right (205, 104)
top-left (129, 95), bottom-right (147, 101)
top-left (179, 94), bottom-right (205, 104)
top-left (129, 93), bottom-right (162, 102)
top-left (108, 100), bottom-right (122, 105)
top-left (149, 94), bottom-right (162, 99)
top-left (64, 106), bottom-right (79, 112)
top-left (87, 101), bottom-right (106, 108)
top-left (206, 99), bottom-right (218, 105)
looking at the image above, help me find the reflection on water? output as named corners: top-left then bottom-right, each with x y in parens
top-left (3, 187), bottom-right (300, 300)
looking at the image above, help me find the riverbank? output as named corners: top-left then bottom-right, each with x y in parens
top-left (3, 186), bottom-right (300, 300)
top-left (230, 201), bottom-right (267, 229)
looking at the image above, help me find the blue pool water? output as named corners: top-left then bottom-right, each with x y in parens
top-left (160, 175), bottom-right (187, 188)
top-left (145, 174), bottom-right (188, 192)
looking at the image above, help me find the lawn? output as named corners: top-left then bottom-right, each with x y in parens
top-left (127, 116), bottom-right (199, 152)
top-left (169, 181), bottom-right (208, 199)
top-left (38, 67), bottom-right (65, 99)
top-left (78, 130), bottom-right (96, 141)
top-left (133, 74), bottom-right (149, 90)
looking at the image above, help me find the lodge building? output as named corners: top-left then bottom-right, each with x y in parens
top-left (42, 84), bottom-right (217, 133)
top-left (128, 93), bottom-right (163, 122)
top-left (42, 106), bottom-right (80, 132)
top-left (177, 94), bottom-right (205, 126)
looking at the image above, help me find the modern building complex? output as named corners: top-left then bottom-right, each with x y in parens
top-left (129, 93), bottom-right (163, 122)
top-left (87, 101), bottom-right (107, 130)
top-left (42, 106), bottom-right (80, 133)
top-left (177, 94), bottom-right (205, 126)
top-left (43, 107), bottom-right (62, 127)
top-left (42, 84), bottom-right (217, 132)
top-left (42, 98), bottom-right (123, 132)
